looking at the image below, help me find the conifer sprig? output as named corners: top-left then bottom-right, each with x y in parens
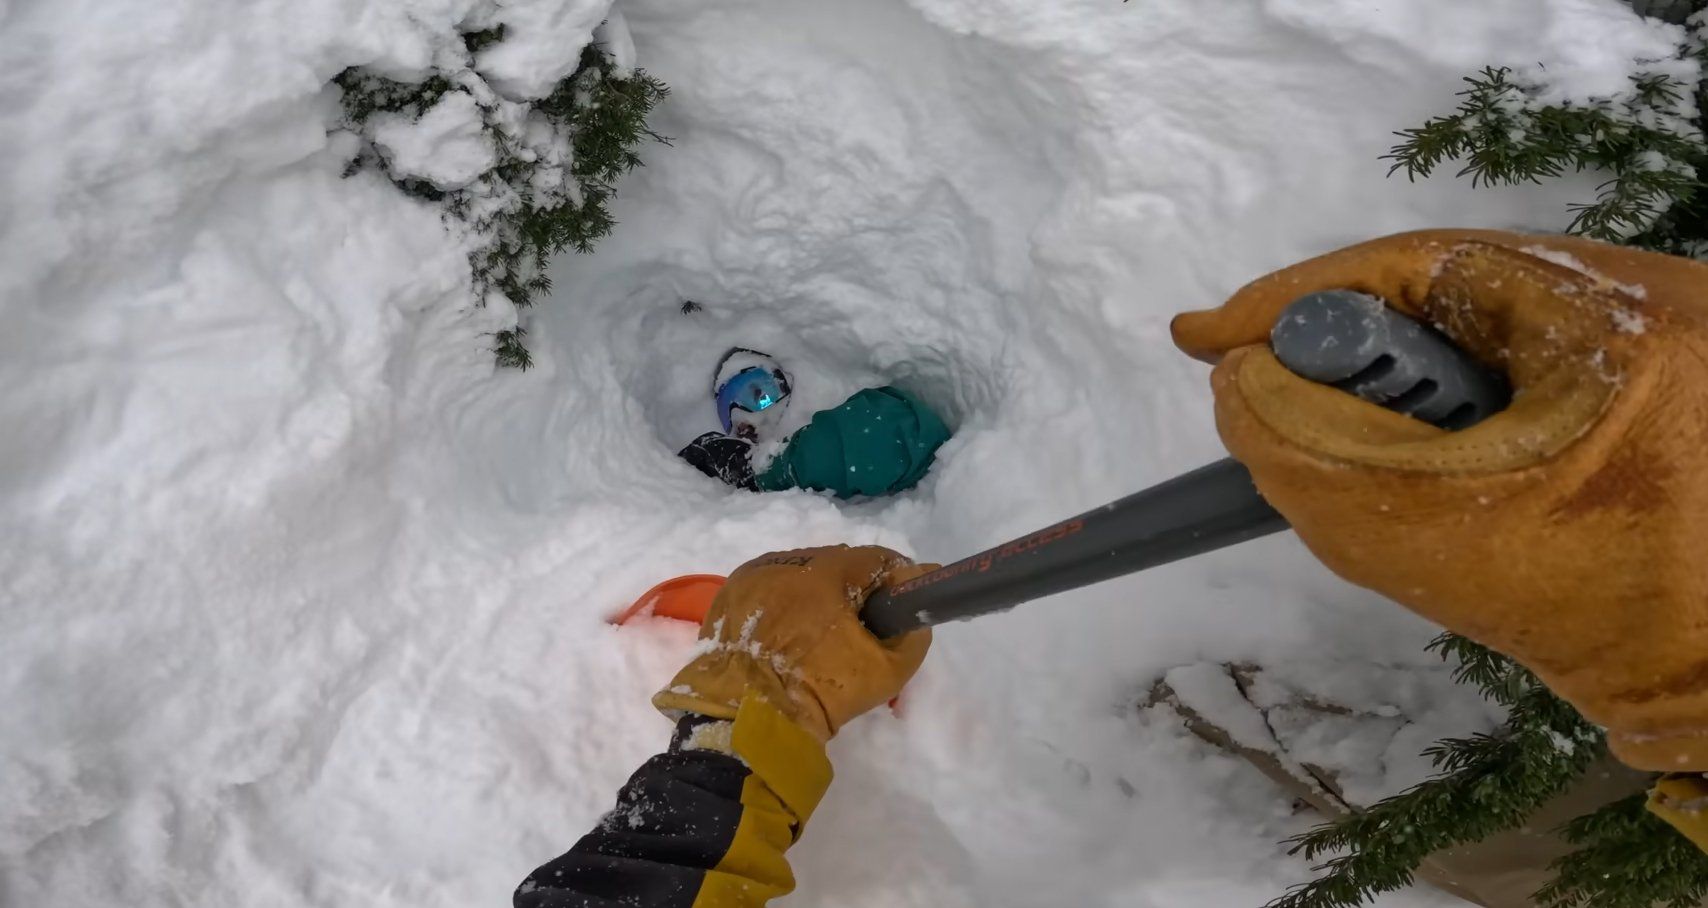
top-left (336, 29), bottom-right (669, 367)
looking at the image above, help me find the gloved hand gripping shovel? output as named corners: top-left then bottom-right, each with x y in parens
top-left (614, 291), bottom-right (1510, 636)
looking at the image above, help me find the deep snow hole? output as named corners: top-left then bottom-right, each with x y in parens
top-left (526, 0), bottom-right (1079, 524)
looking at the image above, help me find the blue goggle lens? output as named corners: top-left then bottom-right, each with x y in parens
top-left (718, 368), bottom-right (788, 432)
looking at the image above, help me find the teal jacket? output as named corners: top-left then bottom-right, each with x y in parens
top-left (754, 387), bottom-right (951, 499)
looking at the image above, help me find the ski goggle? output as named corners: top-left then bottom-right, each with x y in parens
top-left (717, 367), bottom-right (791, 433)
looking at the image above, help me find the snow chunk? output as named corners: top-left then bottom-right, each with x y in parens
top-left (1612, 308), bottom-right (1649, 335)
top-left (1523, 245), bottom-right (1592, 274)
top-left (1523, 244), bottom-right (1652, 302)
top-left (368, 92), bottom-right (496, 191)
top-left (1260, 0), bottom-right (1688, 101)
top-left (594, 10), bottom-right (638, 76)
top-left (475, 0), bottom-right (613, 99)
top-left (1161, 664), bottom-right (1278, 754)
top-left (1516, 7), bottom-right (1696, 107)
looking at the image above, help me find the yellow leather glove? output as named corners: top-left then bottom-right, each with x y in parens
top-left (653, 545), bottom-right (934, 742)
top-left (1172, 229), bottom-right (1708, 772)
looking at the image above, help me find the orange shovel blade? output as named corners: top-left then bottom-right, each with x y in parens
top-left (611, 572), bottom-right (905, 714)
top-left (611, 574), bottom-right (727, 626)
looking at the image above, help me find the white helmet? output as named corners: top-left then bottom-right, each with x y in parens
top-left (714, 348), bottom-right (793, 441)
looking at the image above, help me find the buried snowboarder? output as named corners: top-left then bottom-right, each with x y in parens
top-left (677, 348), bottom-right (952, 499)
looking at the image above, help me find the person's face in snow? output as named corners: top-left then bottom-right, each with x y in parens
top-left (728, 388), bottom-right (789, 443)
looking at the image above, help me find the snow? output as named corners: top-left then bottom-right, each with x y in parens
top-left (594, 11), bottom-right (639, 76)
top-left (1524, 246), bottom-right (1597, 274)
top-left (1522, 244), bottom-right (1655, 307)
top-left (1612, 308), bottom-right (1650, 334)
top-left (1235, 660), bottom-right (1501, 809)
top-left (473, 0), bottom-right (614, 99)
top-left (1155, 658), bottom-right (1504, 815)
top-left (1511, 1), bottom-right (1692, 105)
top-left (1160, 664), bottom-right (1282, 754)
top-left (0, 0), bottom-right (1669, 906)
top-left (370, 90), bottom-right (498, 190)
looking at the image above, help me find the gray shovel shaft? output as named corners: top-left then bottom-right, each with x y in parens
top-left (857, 290), bottom-right (1509, 640)
top-left (860, 459), bottom-right (1287, 637)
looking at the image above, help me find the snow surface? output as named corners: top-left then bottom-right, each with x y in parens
top-left (370, 91), bottom-right (498, 191)
top-left (0, 0), bottom-right (1673, 906)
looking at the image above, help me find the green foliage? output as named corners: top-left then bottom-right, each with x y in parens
top-left (334, 71), bottom-right (457, 124)
top-left (335, 27), bottom-right (669, 367)
top-left (1537, 794), bottom-right (1708, 908)
top-left (492, 327), bottom-right (532, 371)
top-left (461, 25), bottom-right (508, 55)
top-left (1265, 635), bottom-right (1602, 908)
top-left (1387, 64), bottom-right (1707, 252)
top-left (1387, 0), bottom-right (1708, 255)
top-left (1272, 636), bottom-right (1708, 908)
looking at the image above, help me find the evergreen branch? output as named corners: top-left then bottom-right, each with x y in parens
top-left (493, 327), bottom-right (533, 370)
top-left (1569, 164), bottom-right (1704, 241)
top-left (1425, 633), bottom-right (1524, 706)
top-left (1536, 793), bottom-right (1708, 908)
top-left (1385, 61), bottom-right (1708, 244)
top-left (1265, 637), bottom-right (1602, 908)
top-left (334, 34), bottom-right (669, 367)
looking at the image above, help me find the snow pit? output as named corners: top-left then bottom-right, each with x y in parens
top-left (0, 0), bottom-right (1682, 905)
top-left (605, 292), bottom-right (992, 467)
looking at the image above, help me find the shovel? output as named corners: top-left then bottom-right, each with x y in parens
top-left (615, 291), bottom-right (1508, 637)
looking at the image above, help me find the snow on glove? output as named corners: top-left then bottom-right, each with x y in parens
top-left (1172, 229), bottom-right (1708, 772)
top-left (653, 545), bottom-right (934, 741)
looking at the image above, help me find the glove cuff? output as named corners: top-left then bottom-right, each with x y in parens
top-left (653, 650), bottom-right (833, 741)
top-left (729, 691), bottom-right (834, 833)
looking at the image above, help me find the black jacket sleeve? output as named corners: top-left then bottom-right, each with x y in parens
top-left (517, 695), bottom-right (834, 908)
top-left (516, 765), bottom-right (744, 904)
top-left (515, 719), bottom-right (764, 908)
